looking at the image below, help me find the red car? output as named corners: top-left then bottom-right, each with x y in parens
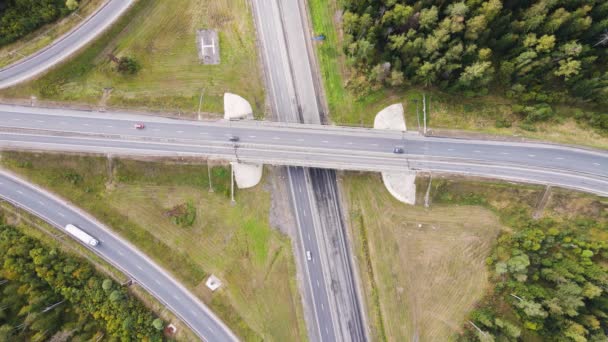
top-left (134, 123), bottom-right (145, 129)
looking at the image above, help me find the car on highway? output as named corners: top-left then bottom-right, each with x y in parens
top-left (229, 136), bottom-right (240, 142)
top-left (134, 123), bottom-right (145, 129)
top-left (306, 250), bottom-right (312, 261)
top-left (393, 146), bottom-right (404, 154)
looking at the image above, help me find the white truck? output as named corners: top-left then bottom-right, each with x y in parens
top-left (65, 224), bottom-right (99, 246)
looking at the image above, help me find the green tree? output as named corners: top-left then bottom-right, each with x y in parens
top-left (102, 278), bottom-right (113, 292)
top-left (65, 0), bottom-right (79, 11)
top-left (153, 318), bottom-right (164, 331)
top-left (419, 6), bottom-right (439, 30)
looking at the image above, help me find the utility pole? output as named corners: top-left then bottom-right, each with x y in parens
top-left (422, 94), bottom-right (427, 135)
top-left (207, 163), bottom-right (214, 192)
top-left (230, 162), bottom-right (235, 205)
top-left (197, 89), bottom-right (204, 120)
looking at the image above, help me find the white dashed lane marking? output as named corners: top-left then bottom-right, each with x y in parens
top-left (593, 163), bottom-right (601, 166)
top-left (528, 154), bottom-right (536, 157)
top-left (16, 190), bottom-right (23, 194)
top-left (58, 212), bottom-right (65, 217)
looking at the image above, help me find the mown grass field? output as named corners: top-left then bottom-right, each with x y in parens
top-left (343, 173), bottom-right (503, 341)
top-left (343, 172), bottom-right (607, 341)
top-left (0, 0), bottom-right (265, 117)
top-left (0, 152), bottom-right (306, 342)
top-left (0, 0), bottom-right (106, 68)
top-left (307, 0), bottom-right (608, 149)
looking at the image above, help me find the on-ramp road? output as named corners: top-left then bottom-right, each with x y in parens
top-left (0, 0), bottom-right (133, 89)
top-left (0, 170), bottom-right (238, 342)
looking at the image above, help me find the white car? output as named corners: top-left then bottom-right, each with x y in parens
top-left (306, 250), bottom-right (312, 261)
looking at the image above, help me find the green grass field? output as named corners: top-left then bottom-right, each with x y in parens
top-left (307, 0), bottom-right (608, 149)
top-left (0, 0), bottom-right (265, 117)
top-left (342, 172), bottom-right (607, 341)
top-left (0, 152), bottom-right (306, 342)
top-left (343, 173), bottom-right (503, 341)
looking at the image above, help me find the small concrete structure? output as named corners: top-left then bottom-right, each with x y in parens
top-left (165, 324), bottom-right (177, 335)
top-left (231, 162), bottom-right (263, 189)
top-left (223, 93), bottom-right (253, 120)
top-left (223, 93), bottom-right (262, 189)
top-left (373, 103), bottom-right (406, 131)
top-left (374, 103), bottom-right (415, 205)
top-left (197, 29), bottom-right (220, 65)
top-left (205, 275), bottom-right (222, 291)
top-left (382, 171), bottom-right (416, 205)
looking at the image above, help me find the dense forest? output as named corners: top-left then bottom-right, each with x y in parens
top-left (0, 223), bottom-right (165, 341)
top-left (0, 0), bottom-right (75, 46)
top-left (460, 219), bottom-right (608, 341)
top-left (341, 0), bottom-right (608, 128)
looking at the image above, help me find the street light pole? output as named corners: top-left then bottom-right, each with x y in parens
top-left (422, 94), bottom-right (427, 135)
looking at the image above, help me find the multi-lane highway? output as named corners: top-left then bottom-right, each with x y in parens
top-left (0, 0), bottom-right (133, 89)
top-left (252, 0), bottom-right (369, 340)
top-left (251, 0), bottom-right (345, 340)
top-left (0, 170), bottom-right (238, 342)
top-left (1, 106), bottom-right (607, 196)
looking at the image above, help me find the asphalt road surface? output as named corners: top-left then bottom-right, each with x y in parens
top-left (1, 106), bottom-right (607, 196)
top-left (251, 0), bottom-right (340, 340)
top-left (253, 0), bottom-right (367, 340)
top-left (0, 0), bottom-right (133, 89)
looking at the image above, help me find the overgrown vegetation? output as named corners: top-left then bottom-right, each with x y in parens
top-left (461, 219), bottom-right (608, 341)
top-left (0, 223), bottom-right (164, 341)
top-left (341, 0), bottom-right (607, 125)
top-left (116, 56), bottom-right (141, 75)
top-left (427, 177), bottom-right (608, 341)
top-left (166, 202), bottom-right (197, 228)
top-left (0, 0), bottom-right (74, 46)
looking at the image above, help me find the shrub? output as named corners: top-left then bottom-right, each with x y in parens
top-left (117, 56), bottom-right (141, 75)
